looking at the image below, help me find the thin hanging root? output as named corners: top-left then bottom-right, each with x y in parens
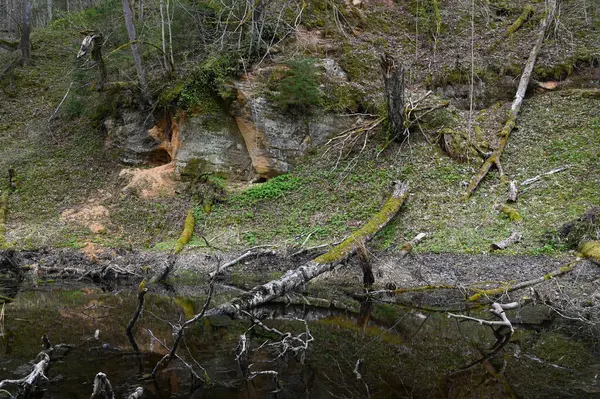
top-left (463, 0), bottom-right (556, 200)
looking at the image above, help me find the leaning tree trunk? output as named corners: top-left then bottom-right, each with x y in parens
top-left (121, 0), bottom-right (149, 102)
top-left (207, 181), bottom-right (410, 318)
top-left (20, 0), bottom-right (32, 65)
top-left (463, 0), bottom-right (557, 199)
top-left (380, 53), bottom-right (405, 141)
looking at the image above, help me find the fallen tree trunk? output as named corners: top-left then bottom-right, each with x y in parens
top-left (463, 0), bottom-right (557, 199)
top-left (469, 257), bottom-right (581, 301)
top-left (206, 181), bottom-right (410, 318)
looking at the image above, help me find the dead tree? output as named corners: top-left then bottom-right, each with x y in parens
top-left (77, 33), bottom-right (107, 88)
top-left (464, 0), bottom-right (557, 199)
top-left (380, 53), bottom-right (405, 141)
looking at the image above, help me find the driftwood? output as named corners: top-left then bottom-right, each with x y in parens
top-left (207, 181), bottom-right (410, 318)
top-left (491, 231), bottom-right (522, 251)
top-left (0, 352), bottom-right (50, 391)
top-left (464, 0), bottom-right (557, 199)
top-left (126, 387), bottom-right (144, 399)
top-left (126, 285), bottom-right (147, 353)
top-left (399, 232), bottom-right (427, 258)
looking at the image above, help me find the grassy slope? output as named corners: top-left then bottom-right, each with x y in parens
top-left (0, 0), bottom-right (598, 254)
top-left (190, 90), bottom-right (599, 255)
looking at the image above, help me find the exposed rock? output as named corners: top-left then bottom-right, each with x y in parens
top-left (232, 80), bottom-right (355, 178)
top-left (104, 110), bottom-right (167, 165)
top-left (175, 112), bottom-right (252, 179)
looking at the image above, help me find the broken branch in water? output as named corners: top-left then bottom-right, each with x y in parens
top-left (151, 264), bottom-right (217, 378)
top-left (126, 283), bottom-right (148, 353)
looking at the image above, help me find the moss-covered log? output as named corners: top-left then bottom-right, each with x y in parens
top-left (463, 0), bottom-right (556, 200)
top-left (505, 4), bottom-right (534, 36)
top-left (579, 241), bottom-right (600, 264)
top-left (469, 258), bottom-right (581, 301)
top-left (206, 181), bottom-right (410, 318)
top-left (174, 209), bottom-right (194, 254)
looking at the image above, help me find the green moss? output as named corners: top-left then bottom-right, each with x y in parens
top-left (0, 191), bottom-right (8, 247)
top-left (579, 241), bottom-right (600, 263)
top-left (315, 191), bottom-right (406, 264)
top-left (501, 205), bottom-right (522, 222)
top-left (505, 4), bottom-right (534, 36)
top-left (174, 210), bottom-right (195, 253)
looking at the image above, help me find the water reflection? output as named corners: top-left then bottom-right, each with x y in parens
top-left (0, 283), bottom-right (599, 398)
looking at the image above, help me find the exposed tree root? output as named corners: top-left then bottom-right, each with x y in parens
top-left (463, 0), bottom-right (557, 199)
top-left (206, 181), bottom-right (409, 318)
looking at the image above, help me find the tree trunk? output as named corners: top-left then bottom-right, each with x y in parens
top-left (207, 181), bottom-right (410, 318)
top-left (380, 53), bottom-right (405, 140)
top-left (20, 0), bottom-right (32, 65)
top-left (121, 0), bottom-right (149, 102)
top-left (46, 0), bottom-right (52, 24)
top-left (91, 35), bottom-right (107, 87)
top-left (463, 0), bottom-right (557, 199)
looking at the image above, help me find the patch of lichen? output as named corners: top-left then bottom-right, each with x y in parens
top-left (174, 209), bottom-right (195, 254)
top-left (315, 194), bottom-right (406, 264)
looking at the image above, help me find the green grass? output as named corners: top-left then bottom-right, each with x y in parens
top-left (194, 90), bottom-right (599, 255)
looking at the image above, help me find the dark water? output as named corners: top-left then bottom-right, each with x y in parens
top-left (1, 281), bottom-right (600, 398)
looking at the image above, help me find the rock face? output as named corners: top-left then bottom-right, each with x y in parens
top-left (175, 112), bottom-right (252, 178)
top-left (231, 80), bottom-right (354, 178)
top-left (105, 80), bottom-right (353, 179)
top-left (104, 111), bottom-right (167, 165)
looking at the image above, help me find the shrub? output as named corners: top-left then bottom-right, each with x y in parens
top-left (272, 58), bottom-right (323, 114)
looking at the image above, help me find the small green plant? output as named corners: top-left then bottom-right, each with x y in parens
top-left (233, 174), bottom-right (302, 205)
top-left (272, 58), bottom-right (323, 114)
